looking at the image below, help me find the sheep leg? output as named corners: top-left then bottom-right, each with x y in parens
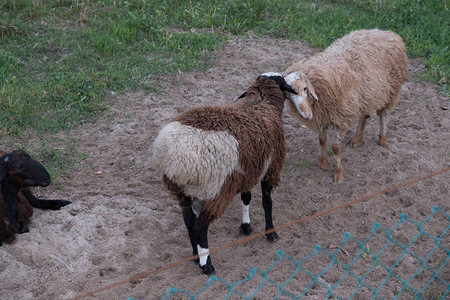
top-left (318, 128), bottom-right (328, 170)
top-left (377, 109), bottom-right (388, 147)
top-left (180, 197), bottom-right (199, 263)
top-left (240, 192), bottom-right (252, 236)
top-left (261, 180), bottom-right (279, 242)
top-left (331, 129), bottom-right (346, 183)
top-left (21, 188), bottom-right (71, 210)
top-left (351, 115), bottom-right (370, 146)
top-left (182, 197), bottom-right (215, 275)
top-left (18, 222), bottom-right (29, 234)
top-left (192, 212), bottom-right (215, 276)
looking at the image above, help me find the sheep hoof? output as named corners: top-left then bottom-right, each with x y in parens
top-left (318, 158), bottom-right (328, 170)
top-left (379, 135), bottom-right (387, 148)
top-left (19, 223), bottom-right (29, 234)
top-left (334, 168), bottom-right (345, 183)
top-left (240, 223), bottom-right (252, 236)
top-left (202, 265), bottom-right (215, 276)
top-left (200, 257), bottom-right (215, 276)
top-left (266, 232), bottom-right (279, 242)
top-left (351, 135), bottom-right (363, 146)
top-left (54, 200), bottom-right (72, 210)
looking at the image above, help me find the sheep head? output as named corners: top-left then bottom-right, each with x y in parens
top-left (0, 150), bottom-right (51, 188)
top-left (237, 72), bottom-right (297, 100)
top-left (258, 72), bottom-right (298, 94)
top-left (284, 71), bottom-right (318, 121)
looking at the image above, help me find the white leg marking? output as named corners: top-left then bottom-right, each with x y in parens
top-left (197, 245), bottom-right (209, 266)
top-left (242, 203), bottom-right (250, 224)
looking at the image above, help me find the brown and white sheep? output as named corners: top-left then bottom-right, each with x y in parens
top-left (284, 29), bottom-right (408, 182)
top-left (0, 149), bottom-right (71, 245)
top-left (152, 74), bottom-right (297, 275)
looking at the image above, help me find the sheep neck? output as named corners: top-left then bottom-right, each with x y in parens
top-left (1, 178), bottom-right (18, 198)
top-left (240, 87), bottom-right (285, 117)
top-left (1, 178), bottom-right (20, 223)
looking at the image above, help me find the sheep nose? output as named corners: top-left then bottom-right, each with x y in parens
top-left (37, 169), bottom-right (51, 187)
top-left (41, 178), bottom-right (51, 187)
top-left (301, 112), bottom-right (312, 121)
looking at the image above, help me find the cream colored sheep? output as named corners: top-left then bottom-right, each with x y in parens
top-left (284, 29), bottom-right (408, 182)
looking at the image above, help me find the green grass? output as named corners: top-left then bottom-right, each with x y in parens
top-left (0, 0), bottom-right (448, 177)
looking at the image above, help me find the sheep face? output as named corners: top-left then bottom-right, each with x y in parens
top-left (258, 72), bottom-right (298, 95)
top-left (284, 72), bottom-right (318, 121)
top-left (0, 150), bottom-right (51, 188)
top-left (237, 73), bottom-right (297, 101)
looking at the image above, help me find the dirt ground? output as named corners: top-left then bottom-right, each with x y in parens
top-left (1, 37), bottom-right (449, 300)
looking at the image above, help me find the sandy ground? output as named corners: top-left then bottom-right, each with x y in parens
top-left (1, 37), bottom-right (449, 300)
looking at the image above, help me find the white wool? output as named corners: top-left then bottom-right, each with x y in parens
top-left (284, 72), bottom-right (300, 85)
top-left (152, 122), bottom-right (240, 201)
top-left (197, 245), bottom-right (209, 266)
top-left (261, 72), bottom-right (283, 78)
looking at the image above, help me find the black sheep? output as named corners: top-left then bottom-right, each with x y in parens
top-left (0, 149), bottom-right (71, 245)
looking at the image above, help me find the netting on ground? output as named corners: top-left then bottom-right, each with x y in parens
top-left (161, 206), bottom-right (449, 299)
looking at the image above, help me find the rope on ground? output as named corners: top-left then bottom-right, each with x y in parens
top-left (70, 166), bottom-right (450, 300)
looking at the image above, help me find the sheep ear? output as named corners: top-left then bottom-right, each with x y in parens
top-left (280, 83), bottom-right (298, 95)
top-left (305, 78), bottom-right (318, 101)
top-left (237, 92), bottom-right (247, 99)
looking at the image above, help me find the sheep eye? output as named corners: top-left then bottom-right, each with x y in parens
top-left (303, 87), bottom-right (308, 92)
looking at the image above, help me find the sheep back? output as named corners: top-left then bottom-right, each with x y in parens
top-left (286, 29), bottom-right (408, 131)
